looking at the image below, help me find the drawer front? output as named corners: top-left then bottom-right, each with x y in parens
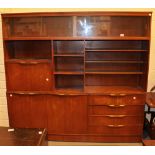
top-left (89, 94), bottom-right (145, 105)
top-left (88, 105), bottom-right (144, 115)
top-left (117, 94), bottom-right (145, 105)
top-left (88, 125), bottom-right (143, 135)
top-left (88, 115), bottom-right (144, 126)
top-left (89, 95), bottom-right (116, 105)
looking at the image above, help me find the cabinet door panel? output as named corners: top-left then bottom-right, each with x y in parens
top-left (29, 95), bottom-right (47, 128)
top-left (7, 94), bottom-right (31, 128)
top-left (47, 95), bottom-right (87, 134)
top-left (6, 62), bottom-right (52, 91)
top-left (7, 93), bottom-right (47, 128)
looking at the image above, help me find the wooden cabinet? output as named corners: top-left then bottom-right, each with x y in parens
top-left (6, 61), bottom-right (53, 91)
top-left (88, 94), bottom-right (145, 141)
top-left (2, 12), bottom-right (152, 143)
top-left (7, 93), bottom-right (47, 128)
top-left (47, 95), bottom-right (87, 134)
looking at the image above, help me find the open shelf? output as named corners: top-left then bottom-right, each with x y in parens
top-left (53, 40), bottom-right (84, 55)
top-left (55, 74), bottom-right (84, 90)
top-left (5, 40), bottom-right (52, 60)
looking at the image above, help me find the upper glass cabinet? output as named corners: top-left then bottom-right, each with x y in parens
top-left (3, 15), bottom-right (150, 38)
top-left (76, 16), bottom-right (149, 37)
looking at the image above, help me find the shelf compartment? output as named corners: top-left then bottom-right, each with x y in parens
top-left (85, 74), bottom-right (142, 87)
top-left (85, 51), bottom-right (145, 61)
top-left (55, 74), bottom-right (84, 90)
top-left (85, 63), bottom-right (143, 72)
top-left (85, 40), bottom-right (149, 50)
top-left (5, 40), bottom-right (51, 60)
top-left (54, 57), bottom-right (84, 72)
top-left (53, 40), bottom-right (84, 55)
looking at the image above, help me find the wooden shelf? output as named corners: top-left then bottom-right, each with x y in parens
top-left (54, 87), bottom-right (84, 94)
top-left (4, 36), bottom-right (150, 41)
top-left (54, 54), bottom-right (84, 57)
top-left (85, 49), bottom-right (147, 52)
top-left (85, 60), bottom-right (144, 64)
top-left (85, 71), bottom-right (144, 75)
top-left (5, 59), bottom-right (51, 63)
top-left (54, 71), bottom-right (84, 75)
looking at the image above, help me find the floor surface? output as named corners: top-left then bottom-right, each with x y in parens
top-left (48, 141), bottom-right (142, 146)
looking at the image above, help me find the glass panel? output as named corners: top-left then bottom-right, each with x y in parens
top-left (4, 17), bottom-right (44, 37)
top-left (77, 16), bottom-right (149, 37)
top-left (44, 17), bottom-right (73, 37)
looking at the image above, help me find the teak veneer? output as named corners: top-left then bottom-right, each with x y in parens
top-left (2, 11), bottom-right (151, 143)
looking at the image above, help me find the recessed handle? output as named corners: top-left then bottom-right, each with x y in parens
top-left (18, 61), bottom-right (39, 65)
top-left (107, 124), bottom-right (125, 128)
top-left (106, 115), bottom-right (126, 118)
top-left (107, 104), bottom-right (126, 108)
top-left (13, 92), bottom-right (38, 95)
top-left (109, 94), bottom-right (127, 97)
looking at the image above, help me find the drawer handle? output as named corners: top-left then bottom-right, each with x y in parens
top-left (107, 125), bottom-right (125, 128)
top-left (57, 94), bottom-right (65, 96)
top-left (18, 61), bottom-right (39, 65)
top-left (13, 92), bottom-right (38, 95)
top-left (28, 93), bottom-right (38, 95)
top-left (108, 104), bottom-right (126, 108)
top-left (56, 94), bottom-right (80, 96)
top-left (110, 94), bottom-right (127, 97)
top-left (106, 115), bottom-right (126, 118)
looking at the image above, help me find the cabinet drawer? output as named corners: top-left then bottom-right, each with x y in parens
top-left (117, 94), bottom-right (145, 105)
top-left (88, 105), bottom-right (144, 115)
top-left (88, 115), bottom-right (144, 126)
top-left (89, 94), bottom-right (145, 105)
top-left (88, 125), bottom-right (143, 135)
top-left (89, 95), bottom-right (116, 105)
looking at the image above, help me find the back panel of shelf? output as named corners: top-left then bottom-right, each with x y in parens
top-left (5, 40), bottom-right (52, 60)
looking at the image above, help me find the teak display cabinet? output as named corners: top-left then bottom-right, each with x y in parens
top-left (2, 12), bottom-right (152, 143)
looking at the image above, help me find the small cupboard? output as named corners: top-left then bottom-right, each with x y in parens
top-left (2, 12), bottom-right (152, 143)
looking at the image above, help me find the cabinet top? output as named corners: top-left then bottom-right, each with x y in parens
top-left (1, 11), bottom-right (152, 17)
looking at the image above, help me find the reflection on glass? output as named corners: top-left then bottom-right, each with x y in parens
top-left (77, 16), bottom-right (111, 36)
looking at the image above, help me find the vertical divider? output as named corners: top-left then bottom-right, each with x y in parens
top-left (83, 40), bottom-right (86, 91)
top-left (51, 40), bottom-right (56, 90)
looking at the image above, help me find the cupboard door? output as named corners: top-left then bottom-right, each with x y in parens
top-left (7, 93), bottom-right (47, 128)
top-left (47, 95), bottom-right (87, 134)
top-left (6, 62), bottom-right (52, 91)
